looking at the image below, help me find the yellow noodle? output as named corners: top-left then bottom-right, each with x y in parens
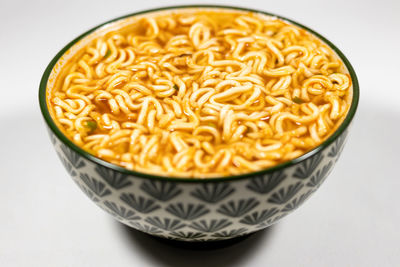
top-left (48, 8), bottom-right (352, 178)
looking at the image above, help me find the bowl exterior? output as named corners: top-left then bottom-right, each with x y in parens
top-left (47, 124), bottom-right (349, 241)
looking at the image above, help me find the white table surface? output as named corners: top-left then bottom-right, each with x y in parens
top-left (1, 0), bottom-right (399, 266)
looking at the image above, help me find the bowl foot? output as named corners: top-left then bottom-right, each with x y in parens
top-left (150, 233), bottom-right (255, 250)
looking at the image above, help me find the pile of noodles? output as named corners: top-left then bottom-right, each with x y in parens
top-left (49, 9), bottom-right (351, 177)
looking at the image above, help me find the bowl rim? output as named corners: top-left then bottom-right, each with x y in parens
top-left (39, 4), bottom-right (360, 183)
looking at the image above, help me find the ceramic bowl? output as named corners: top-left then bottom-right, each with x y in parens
top-left (39, 5), bottom-right (359, 242)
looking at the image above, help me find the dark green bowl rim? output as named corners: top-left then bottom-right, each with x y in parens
top-left (39, 4), bottom-right (359, 183)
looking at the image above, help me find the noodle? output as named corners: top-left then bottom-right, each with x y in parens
top-left (47, 8), bottom-right (352, 178)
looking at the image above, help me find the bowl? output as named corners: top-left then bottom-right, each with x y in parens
top-left (39, 5), bottom-right (359, 242)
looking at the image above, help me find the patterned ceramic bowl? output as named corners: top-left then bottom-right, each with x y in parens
top-left (39, 5), bottom-right (359, 242)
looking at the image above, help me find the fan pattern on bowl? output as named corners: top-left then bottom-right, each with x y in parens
top-left (51, 128), bottom-right (348, 241)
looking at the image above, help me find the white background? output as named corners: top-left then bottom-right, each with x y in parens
top-left (1, 0), bottom-right (399, 266)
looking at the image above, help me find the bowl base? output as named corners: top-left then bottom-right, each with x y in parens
top-left (150, 233), bottom-right (255, 250)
